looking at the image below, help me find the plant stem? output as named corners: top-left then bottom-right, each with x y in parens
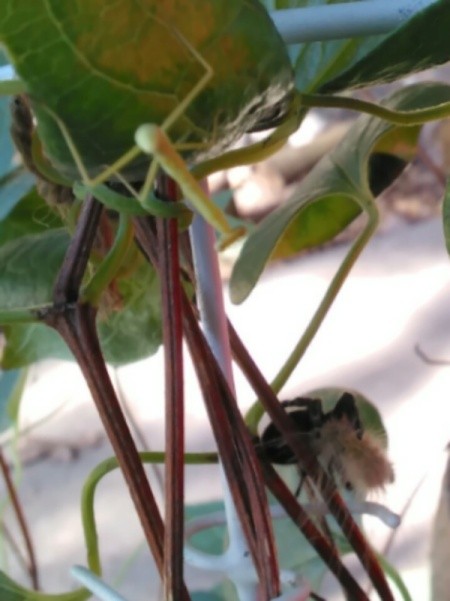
top-left (157, 176), bottom-right (186, 601)
top-left (301, 92), bottom-right (450, 125)
top-left (43, 197), bottom-right (192, 599)
top-left (189, 214), bottom-right (280, 600)
top-left (0, 448), bottom-right (39, 589)
top-left (81, 452), bottom-right (218, 577)
top-left (133, 215), bottom-right (279, 598)
top-left (0, 308), bottom-right (42, 324)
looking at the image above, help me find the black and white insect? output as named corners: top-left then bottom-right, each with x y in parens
top-left (257, 392), bottom-right (394, 496)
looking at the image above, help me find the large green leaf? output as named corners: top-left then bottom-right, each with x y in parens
top-left (0, 230), bottom-right (69, 312)
top-left (261, 0), bottom-right (385, 92)
top-left (0, 206), bottom-right (163, 367)
top-left (322, 0), bottom-right (450, 92)
top-left (0, 571), bottom-right (27, 601)
top-left (0, 569), bottom-right (87, 601)
top-left (1, 251), bottom-right (162, 368)
top-left (0, 0), bottom-right (294, 181)
top-left (2, 323), bottom-right (74, 367)
top-left (0, 187), bottom-right (64, 246)
top-left (230, 82), bottom-right (450, 303)
top-left (262, 1), bottom-right (450, 93)
top-left (96, 256), bottom-right (162, 365)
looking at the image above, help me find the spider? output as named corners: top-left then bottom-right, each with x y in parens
top-left (258, 393), bottom-right (393, 496)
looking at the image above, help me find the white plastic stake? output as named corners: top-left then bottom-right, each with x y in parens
top-left (71, 566), bottom-right (129, 601)
top-left (270, 0), bottom-right (438, 43)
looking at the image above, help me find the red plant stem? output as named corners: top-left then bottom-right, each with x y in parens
top-left (190, 214), bottom-right (281, 599)
top-left (42, 196), bottom-right (191, 598)
top-left (0, 449), bottom-right (39, 590)
top-left (228, 322), bottom-right (394, 601)
top-left (262, 462), bottom-right (368, 600)
top-left (133, 217), bottom-right (280, 599)
top-left (46, 304), bottom-right (171, 572)
top-left (181, 295), bottom-right (280, 599)
top-left (53, 195), bottom-right (103, 305)
top-left (157, 177), bottom-right (187, 601)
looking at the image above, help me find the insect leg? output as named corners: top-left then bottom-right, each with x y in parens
top-left (135, 125), bottom-right (245, 249)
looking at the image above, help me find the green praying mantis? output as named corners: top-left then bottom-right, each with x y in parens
top-left (1, 0), bottom-right (450, 281)
top-left (0, 0), bottom-right (296, 253)
top-left (1, 0), bottom-right (450, 379)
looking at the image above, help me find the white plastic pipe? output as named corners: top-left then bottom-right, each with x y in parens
top-left (270, 0), bottom-right (438, 43)
top-left (71, 566), bottom-right (129, 601)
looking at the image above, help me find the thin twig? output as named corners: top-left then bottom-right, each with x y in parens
top-left (157, 176), bottom-right (186, 601)
top-left (262, 462), bottom-right (368, 600)
top-left (0, 448), bottom-right (39, 589)
top-left (0, 521), bottom-right (30, 576)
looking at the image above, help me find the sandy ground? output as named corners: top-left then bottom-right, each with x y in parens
top-left (3, 214), bottom-right (450, 600)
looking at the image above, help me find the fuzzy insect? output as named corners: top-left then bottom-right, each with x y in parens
top-left (258, 393), bottom-right (394, 497)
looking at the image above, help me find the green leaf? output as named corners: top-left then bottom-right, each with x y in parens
top-left (0, 187), bottom-right (63, 246)
top-left (1, 251), bottom-right (162, 368)
top-left (0, 50), bottom-right (8, 67)
top-left (321, 0), bottom-right (450, 92)
top-left (0, 571), bottom-right (26, 601)
top-left (0, 80), bottom-right (27, 96)
top-left (230, 82), bottom-right (450, 303)
top-left (259, 0), bottom-right (391, 93)
top-left (0, 569), bottom-right (87, 601)
top-left (96, 257), bottom-right (162, 366)
top-left (264, 1), bottom-right (450, 93)
top-left (0, 230), bottom-right (69, 313)
top-left (292, 3), bottom-right (385, 93)
top-left (292, 33), bottom-right (383, 93)
top-left (2, 323), bottom-right (74, 368)
top-left (0, 0), bottom-right (294, 181)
